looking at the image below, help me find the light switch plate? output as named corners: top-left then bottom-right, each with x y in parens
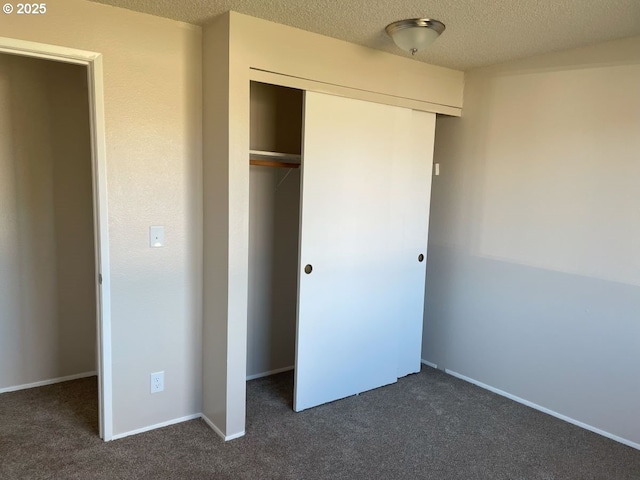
top-left (149, 226), bottom-right (164, 247)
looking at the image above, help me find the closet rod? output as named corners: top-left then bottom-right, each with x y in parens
top-left (250, 159), bottom-right (300, 169)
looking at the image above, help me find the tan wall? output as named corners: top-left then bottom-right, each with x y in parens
top-left (232, 12), bottom-right (463, 113)
top-left (0, 0), bottom-right (202, 436)
top-left (0, 54), bottom-right (95, 389)
top-left (202, 12), bottom-right (229, 435)
top-left (424, 36), bottom-right (640, 446)
top-left (0, 54), bottom-right (58, 388)
top-left (48, 61), bottom-right (98, 379)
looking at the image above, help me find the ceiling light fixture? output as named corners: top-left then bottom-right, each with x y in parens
top-left (385, 18), bottom-right (446, 56)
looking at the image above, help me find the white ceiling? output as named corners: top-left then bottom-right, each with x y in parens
top-left (88, 0), bottom-right (640, 70)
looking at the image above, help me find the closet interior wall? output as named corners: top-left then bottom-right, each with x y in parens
top-left (247, 82), bottom-right (303, 379)
top-left (0, 54), bottom-right (96, 391)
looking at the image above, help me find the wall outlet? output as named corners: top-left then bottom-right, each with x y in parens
top-left (150, 371), bottom-right (164, 393)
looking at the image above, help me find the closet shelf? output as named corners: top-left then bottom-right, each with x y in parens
top-left (250, 150), bottom-right (301, 169)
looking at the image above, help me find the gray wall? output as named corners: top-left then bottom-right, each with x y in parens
top-left (423, 36), bottom-right (640, 446)
top-left (0, 54), bottom-right (96, 389)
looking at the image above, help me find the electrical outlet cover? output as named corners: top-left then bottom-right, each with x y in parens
top-left (150, 371), bottom-right (164, 393)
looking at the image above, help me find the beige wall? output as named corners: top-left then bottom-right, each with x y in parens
top-left (233, 12), bottom-right (463, 115)
top-left (202, 12), bottom-right (229, 436)
top-left (424, 36), bottom-right (640, 446)
top-left (0, 54), bottom-right (95, 389)
top-left (0, 54), bottom-right (58, 388)
top-left (49, 60), bottom-right (98, 379)
top-left (0, 0), bottom-right (202, 436)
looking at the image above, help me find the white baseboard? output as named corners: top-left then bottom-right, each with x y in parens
top-left (111, 413), bottom-right (246, 442)
top-left (224, 429), bottom-right (246, 441)
top-left (421, 359), bottom-right (438, 369)
top-left (445, 369), bottom-right (640, 451)
top-left (111, 413), bottom-right (201, 441)
top-left (0, 371), bottom-right (97, 394)
top-left (200, 413), bottom-right (225, 440)
top-left (246, 365), bottom-right (294, 381)
top-left (201, 413), bottom-right (245, 441)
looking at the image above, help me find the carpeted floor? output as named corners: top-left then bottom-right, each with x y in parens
top-left (1, 367), bottom-right (639, 479)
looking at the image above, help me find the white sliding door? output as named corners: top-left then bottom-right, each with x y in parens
top-left (392, 110), bottom-right (436, 378)
top-left (294, 92), bottom-right (434, 412)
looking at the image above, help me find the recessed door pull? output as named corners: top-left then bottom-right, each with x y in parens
top-left (418, 254), bottom-right (424, 262)
top-left (304, 264), bottom-right (313, 274)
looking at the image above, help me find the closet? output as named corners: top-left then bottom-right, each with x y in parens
top-left (248, 81), bottom-right (436, 412)
top-left (247, 82), bottom-right (302, 384)
top-left (201, 11), bottom-right (462, 439)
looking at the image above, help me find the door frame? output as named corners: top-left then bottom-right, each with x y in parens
top-left (0, 36), bottom-right (113, 441)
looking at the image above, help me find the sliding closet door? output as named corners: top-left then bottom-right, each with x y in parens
top-left (393, 110), bottom-right (436, 378)
top-left (294, 92), bottom-right (423, 412)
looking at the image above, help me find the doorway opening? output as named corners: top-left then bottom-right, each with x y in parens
top-left (0, 38), bottom-right (111, 440)
top-left (245, 80), bottom-right (435, 418)
top-left (247, 81), bottom-right (303, 408)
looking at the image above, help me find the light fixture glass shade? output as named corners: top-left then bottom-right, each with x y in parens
top-left (386, 19), bottom-right (445, 55)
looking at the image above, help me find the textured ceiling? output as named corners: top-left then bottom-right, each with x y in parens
top-left (88, 0), bottom-right (640, 70)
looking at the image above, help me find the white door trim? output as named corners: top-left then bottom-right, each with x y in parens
top-left (0, 36), bottom-right (113, 441)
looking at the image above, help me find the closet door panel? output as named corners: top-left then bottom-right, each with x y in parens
top-left (294, 92), bottom-right (410, 412)
top-left (392, 110), bottom-right (436, 377)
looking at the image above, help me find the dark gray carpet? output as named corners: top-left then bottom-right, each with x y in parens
top-left (1, 367), bottom-right (639, 479)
